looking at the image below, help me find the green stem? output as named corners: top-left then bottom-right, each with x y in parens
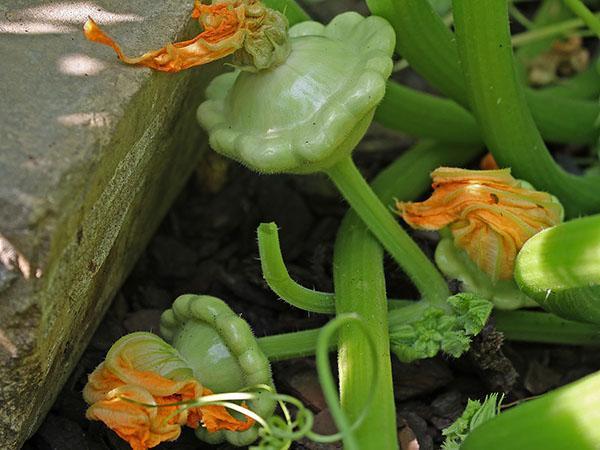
top-left (514, 0), bottom-right (576, 82)
top-left (326, 156), bottom-right (449, 305)
top-left (259, 328), bottom-right (324, 361)
top-left (257, 222), bottom-right (335, 314)
top-left (257, 143), bottom-right (481, 314)
top-left (314, 314), bottom-right (378, 450)
top-left (512, 13), bottom-right (599, 46)
top-left (258, 309), bottom-right (600, 361)
top-left (330, 142), bottom-right (481, 449)
top-left (525, 90), bottom-right (600, 144)
top-left (366, 0), bottom-right (468, 105)
top-left (493, 310), bottom-right (600, 346)
top-left (509, 3), bottom-right (535, 30)
top-left (542, 64), bottom-right (600, 99)
top-left (377, 77), bottom-right (598, 144)
top-left (258, 141), bottom-right (478, 449)
top-left (333, 207), bottom-right (398, 450)
top-left (375, 82), bottom-right (482, 144)
top-left (562, 0), bottom-right (600, 37)
top-left (452, 0), bottom-right (600, 217)
top-left (515, 0), bottom-right (580, 55)
top-left (365, 0), bottom-right (600, 147)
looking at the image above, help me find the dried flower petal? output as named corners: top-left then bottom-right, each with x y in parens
top-left (397, 168), bottom-right (563, 280)
top-left (83, 0), bottom-right (289, 72)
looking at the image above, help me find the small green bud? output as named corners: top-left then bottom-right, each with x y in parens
top-left (231, 0), bottom-right (291, 71)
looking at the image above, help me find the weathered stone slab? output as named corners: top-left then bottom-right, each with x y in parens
top-left (0, 2), bottom-right (218, 447)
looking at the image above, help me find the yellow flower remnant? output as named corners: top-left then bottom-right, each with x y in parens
top-left (83, 333), bottom-right (253, 450)
top-left (397, 168), bottom-right (563, 280)
top-left (83, 0), bottom-right (288, 72)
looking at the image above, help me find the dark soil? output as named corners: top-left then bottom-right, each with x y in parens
top-left (24, 124), bottom-right (600, 450)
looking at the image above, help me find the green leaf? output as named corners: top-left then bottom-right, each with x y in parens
top-left (442, 393), bottom-right (503, 450)
top-left (389, 294), bottom-right (492, 363)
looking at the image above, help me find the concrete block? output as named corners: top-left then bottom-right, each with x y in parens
top-left (0, 1), bottom-right (218, 447)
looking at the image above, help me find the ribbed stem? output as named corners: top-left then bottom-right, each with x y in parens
top-left (333, 211), bottom-right (397, 450)
top-left (314, 314), bottom-right (376, 450)
top-left (452, 0), bottom-right (600, 217)
top-left (330, 142), bottom-right (480, 450)
top-left (326, 156), bottom-right (449, 305)
top-left (255, 141), bottom-right (479, 449)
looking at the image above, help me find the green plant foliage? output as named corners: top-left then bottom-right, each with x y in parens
top-left (442, 393), bottom-right (503, 450)
top-left (389, 293), bottom-right (492, 363)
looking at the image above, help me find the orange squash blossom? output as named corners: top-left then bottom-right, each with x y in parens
top-left (84, 356), bottom-right (253, 450)
top-left (397, 167), bottom-right (563, 280)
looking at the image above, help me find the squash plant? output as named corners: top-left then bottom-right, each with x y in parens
top-left (83, 0), bottom-right (600, 449)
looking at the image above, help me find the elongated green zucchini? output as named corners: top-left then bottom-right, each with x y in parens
top-left (515, 215), bottom-right (600, 324)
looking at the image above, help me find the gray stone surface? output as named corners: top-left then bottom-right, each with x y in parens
top-left (0, 1), bottom-right (218, 447)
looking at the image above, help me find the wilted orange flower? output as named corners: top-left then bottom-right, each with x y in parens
top-left (83, 0), bottom-right (276, 72)
top-left (83, 341), bottom-right (253, 450)
top-left (397, 167), bottom-right (563, 280)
